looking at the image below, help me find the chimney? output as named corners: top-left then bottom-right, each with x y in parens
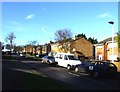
top-left (73, 33), bottom-right (77, 40)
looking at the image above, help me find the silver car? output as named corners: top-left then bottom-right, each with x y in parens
top-left (42, 56), bottom-right (56, 65)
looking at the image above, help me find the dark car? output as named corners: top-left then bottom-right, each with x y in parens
top-left (42, 55), bottom-right (56, 65)
top-left (75, 60), bottom-right (117, 77)
top-left (75, 60), bottom-right (92, 73)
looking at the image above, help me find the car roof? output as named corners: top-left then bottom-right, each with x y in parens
top-left (95, 60), bottom-right (110, 63)
top-left (56, 52), bottom-right (74, 55)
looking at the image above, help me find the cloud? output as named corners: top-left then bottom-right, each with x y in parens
top-left (97, 13), bottom-right (113, 18)
top-left (25, 14), bottom-right (34, 19)
top-left (41, 28), bottom-right (54, 36)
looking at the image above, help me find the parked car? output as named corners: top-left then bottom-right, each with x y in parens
top-left (19, 53), bottom-right (26, 57)
top-left (42, 55), bottom-right (56, 65)
top-left (75, 60), bottom-right (117, 77)
top-left (11, 52), bottom-right (18, 57)
top-left (54, 53), bottom-right (82, 70)
top-left (75, 60), bottom-right (93, 73)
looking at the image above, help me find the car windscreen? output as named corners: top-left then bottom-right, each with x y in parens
top-left (67, 55), bottom-right (78, 60)
top-left (48, 56), bottom-right (54, 59)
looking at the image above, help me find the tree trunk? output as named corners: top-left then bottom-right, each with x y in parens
top-left (10, 43), bottom-right (12, 56)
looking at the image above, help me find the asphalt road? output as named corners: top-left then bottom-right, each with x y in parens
top-left (2, 59), bottom-right (120, 91)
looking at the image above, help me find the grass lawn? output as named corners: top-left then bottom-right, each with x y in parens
top-left (2, 54), bottom-right (42, 61)
top-left (23, 72), bottom-right (72, 90)
top-left (2, 55), bottom-right (17, 60)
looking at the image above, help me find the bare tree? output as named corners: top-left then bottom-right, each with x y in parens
top-left (5, 32), bottom-right (16, 53)
top-left (55, 28), bottom-right (72, 41)
top-left (54, 28), bottom-right (73, 52)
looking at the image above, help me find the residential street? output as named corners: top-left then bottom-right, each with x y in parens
top-left (2, 2), bottom-right (119, 92)
top-left (2, 59), bottom-right (120, 91)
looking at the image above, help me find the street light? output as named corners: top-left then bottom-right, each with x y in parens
top-left (108, 21), bottom-right (114, 63)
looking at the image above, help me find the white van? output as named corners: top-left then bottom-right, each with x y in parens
top-left (54, 52), bottom-right (82, 70)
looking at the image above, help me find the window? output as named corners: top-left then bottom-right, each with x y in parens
top-left (59, 54), bottom-right (63, 59)
top-left (68, 55), bottom-right (78, 60)
top-left (48, 56), bottom-right (54, 59)
top-left (56, 54), bottom-right (60, 58)
top-left (64, 55), bottom-right (68, 60)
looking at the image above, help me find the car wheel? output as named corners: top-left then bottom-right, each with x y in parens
top-left (93, 71), bottom-right (99, 77)
top-left (55, 62), bottom-right (58, 66)
top-left (47, 60), bottom-right (51, 65)
top-left (67, 65), bottom-right (71, 70)
top-left (75, 67), bottom-right (79, 72)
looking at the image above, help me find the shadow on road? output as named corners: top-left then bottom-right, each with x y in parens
top-left (2, 59), bottom-right (72, 91)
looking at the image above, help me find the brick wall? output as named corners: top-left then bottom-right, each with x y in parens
top-left (70, 38), bottom-right (93, 58)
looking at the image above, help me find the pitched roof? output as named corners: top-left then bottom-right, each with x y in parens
top-left (50, 38), bottom-right (73, 45)
top-left (98, 37), bottom-right (112, 44)
top-left (98, 36), bottom-right (118, 44)
top-left (51, 37), bottom-right (92, 45)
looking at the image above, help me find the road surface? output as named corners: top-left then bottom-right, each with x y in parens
top-left (2, 59), bottom-right (120, 91)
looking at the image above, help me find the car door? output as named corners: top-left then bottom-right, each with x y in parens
top-left (55, 54), bottom-right (60, 64)
top-left (55, 54), bottom-right (63, 66)
top-left (44, 56), bottom-right (48, 63)
top-left (58, 54), bottom-right (64, 66)
top-left (62, 55), bottom-right (69, 67)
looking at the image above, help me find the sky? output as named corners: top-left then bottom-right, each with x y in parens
top-left (2, 2), bottom-right (118, 46)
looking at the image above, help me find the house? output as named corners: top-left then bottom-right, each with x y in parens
top-left (41, 43), bottom-right (51, 55)
top-left (51, 42), bottom-right (60, 53)
top-left (51, 37), bottom-right (93, 60)
top-left (94, 37), bottom-right (118, 61)
top-left (70, 37), bottom-right (93, 60)
top-left (36, 45), bottom-right (42, 55)
top-left (22, 45), bottom-right (33, 54)
top-left (51, 39), bottom-right (72, 53)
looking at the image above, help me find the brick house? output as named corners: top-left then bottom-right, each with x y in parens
top-left (22, 37), bottom-right (93, 60)
top-left (22, 45), bottom-right (42, 54)
top-left (23, 45), bottom-right (33, 53)
top-left (51, 37), bottom-right (93, 59)
top-left (70, 37), bottom-right (93, 59)
top-left (51, 42), bottom-right (60, 53)
top-left (51, 39), bottom-right (71, 53)
top-left (94, 37), bottom-right (118, 61)
top-left (41, 43), bottom-right (51, 54)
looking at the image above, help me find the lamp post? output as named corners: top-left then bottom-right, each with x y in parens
top-left (108, 21), bottom-right (114, 63)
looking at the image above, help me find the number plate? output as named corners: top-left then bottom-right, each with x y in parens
top-left (89, 66), bottom-right (93, 70)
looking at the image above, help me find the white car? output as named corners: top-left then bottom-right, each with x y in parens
top-left (42, 55), bottom-right (56, 65)
top-left (54, 53), bottom-right (82, 70)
